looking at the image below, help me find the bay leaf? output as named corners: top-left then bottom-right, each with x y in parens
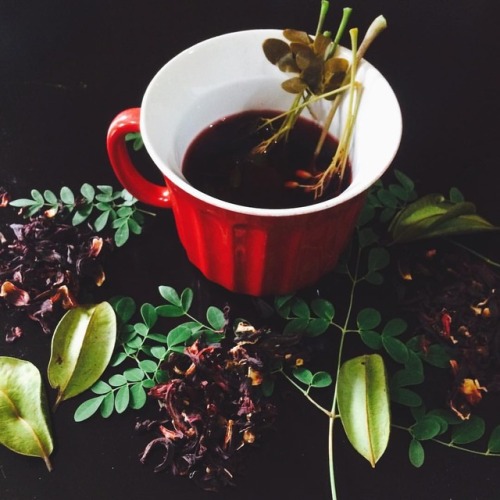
top-left (48, 302), bottom-right (117, 408)
top-left (337, 354), bottom-right (390, 467)
top-left (0, 357), bottom-right (54, 470)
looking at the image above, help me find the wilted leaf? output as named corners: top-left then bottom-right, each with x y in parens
top-left (337, 354), bottom-right (390, 467)
top-left (0, 357), bottom-right (54, 470)
top-left (48, 302), bottom-right (117, 407)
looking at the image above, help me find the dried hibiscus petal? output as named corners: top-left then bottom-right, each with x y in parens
top-left (396, 242), bottom-right (500, 418)
top-left (0, 206), bottom-right (113, 337)
top-left (0, 281), bottom-right (30, 306)
top-left (138, 323), bottom-right (302, 491)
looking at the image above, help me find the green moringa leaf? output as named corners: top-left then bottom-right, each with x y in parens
top-left (0, 357), bottom-right (54, 470)
top-left (389, 194), bottom-right (499, 243)
top-left (48, 302), bottom-right (117, 408)
top-left (337, 354), bottom-right (390, 467)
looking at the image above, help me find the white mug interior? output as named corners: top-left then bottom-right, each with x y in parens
top-left (140, 29), bottom-right (402, 216)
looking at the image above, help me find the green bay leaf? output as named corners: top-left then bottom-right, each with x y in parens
top-left (0, 357), bottom-right (54, 470)
top-left (337, 354), bottom-right (390, 467)
top-left (48, 302), bottom-right (117, 407)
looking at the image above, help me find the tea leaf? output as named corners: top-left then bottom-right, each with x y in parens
top-left (408, 439), bottom-right (425, 467)
top-left (0, 357), bottom-right (54, 470)
top-left (115, 385), bottom-right (130, 414)
top-left (311, 298), bottom-right (335, 321)
top-left (60, 186), bottom-right (75, 205)
top-left (167, 324), bottom-right (193, 348)
top-left (100, 392), bottom-right (115, 418)
top-left (293, 367), bottom-right (314, 385)
top-left (130, 383), bottom-right (147, 410)
top-left (306, 318), bottom-right (330, 336)
top-left (48, 302), bottom-right (117, 407)
top-left (74, 395), bottom-right (105, 422)
top-left (390, 387), bottom-right (422, 407)
top-left (159, 286), bottom-right (182, 306)
top-left (411, 416), bottom-right (442, 440)
top-left (156, 304), bottom-right (185, 317)
top-left (451, 415), bottom-right (486, 445)
top-left (91, 380), bottom-right (112, 395)
top-left (368, 247), bottom-right (390, 272)
top-left (356, 308), bottom-right (382, 330)
top-left (487, 425), bottom-right (500, 453)
top-left (206, 306), bottom-right (226, 330)
top-left (381, 318), bottom-right (407, 337)
top-left (421, 344), bottom-right (451, 368)
top-left (360, 330), bottom-right (382, 350)
top-left (337, 354), bottom-right (390, 467)
top-left (291, 298), bottom-right (310, 319)
top-left (114, 222), bottom-right (130, 247)
top-left (311, 371), bottom-right (333, 388)
top-left (382, 336), bottom-right (409, 364)
top-left (141, 303), bottom-right (157, 328)
top-left (81, 183), bottom-right (96, 202)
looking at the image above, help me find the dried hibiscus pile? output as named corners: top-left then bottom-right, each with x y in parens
top-left (396, 242), bottom-right (500, 420)
top-left (136, 321), bottom-right (302, 492)
top-left (0, 207), bottom-right (112, 339)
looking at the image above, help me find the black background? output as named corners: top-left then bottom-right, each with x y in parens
top-left (1, 1), bottom-right (500, 499)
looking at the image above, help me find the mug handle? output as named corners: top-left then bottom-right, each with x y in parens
top-left (106, 107), bottom-right (172, 208)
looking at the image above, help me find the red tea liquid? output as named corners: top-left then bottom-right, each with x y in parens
top-left (182, 110), bottom-right (350, 209)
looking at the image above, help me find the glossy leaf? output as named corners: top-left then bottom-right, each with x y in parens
top-left (311, 371), bottom-right (333, 388)
top-left (487, 425), bottom-right (500, 453)
top-left (356, 308), bottom-right (382, 330)
top-left (409, 439), bottom-right (425, 467)
top-left (293, 367), bottom-right (313, 385)
top-left (0, 357), bottom-right (54, 470)
top-left (411, 416), bottom-right (442, 440)
top-left (337, 354), bottom-right (390, 467)
top-left (48, 302), bottom-right (117, 407)
top-left (389, 194), bottom-right (499, 243)
top-left (451, 415), bottom-right (485, 445)
top-left (206, 306), bottom-right (226, 330)
top-left (390, 387), bottom-right (422, 407)
top-left (74, 395), bottom-right (105, 422)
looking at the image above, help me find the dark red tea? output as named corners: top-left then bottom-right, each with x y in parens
top-left (182, 110), bottom-right (351, 209)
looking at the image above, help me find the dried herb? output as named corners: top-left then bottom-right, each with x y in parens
top-left (395, 242), bottom-right (500, 420)
top-left (0, 214), bottom-right (112, 336)
top-left (137, 322), bottom-right (300, 492)
top-left (0, 357), bottom-right (54, 470)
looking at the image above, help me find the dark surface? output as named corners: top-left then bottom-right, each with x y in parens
top-left (1, 1), bottom-right (500, 499)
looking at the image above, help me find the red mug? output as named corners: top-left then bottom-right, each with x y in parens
top-left (107, 30), bottom-right (402, 296)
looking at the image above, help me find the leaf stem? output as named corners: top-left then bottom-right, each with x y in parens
top-left (447, 238), bottom-right (500, 269)
top-left (328, 245), bottom-right (362, 500)
top-left (392, 424), bottom-right (500, 457)
top-left (280, 370), bottom-right (333, 418)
